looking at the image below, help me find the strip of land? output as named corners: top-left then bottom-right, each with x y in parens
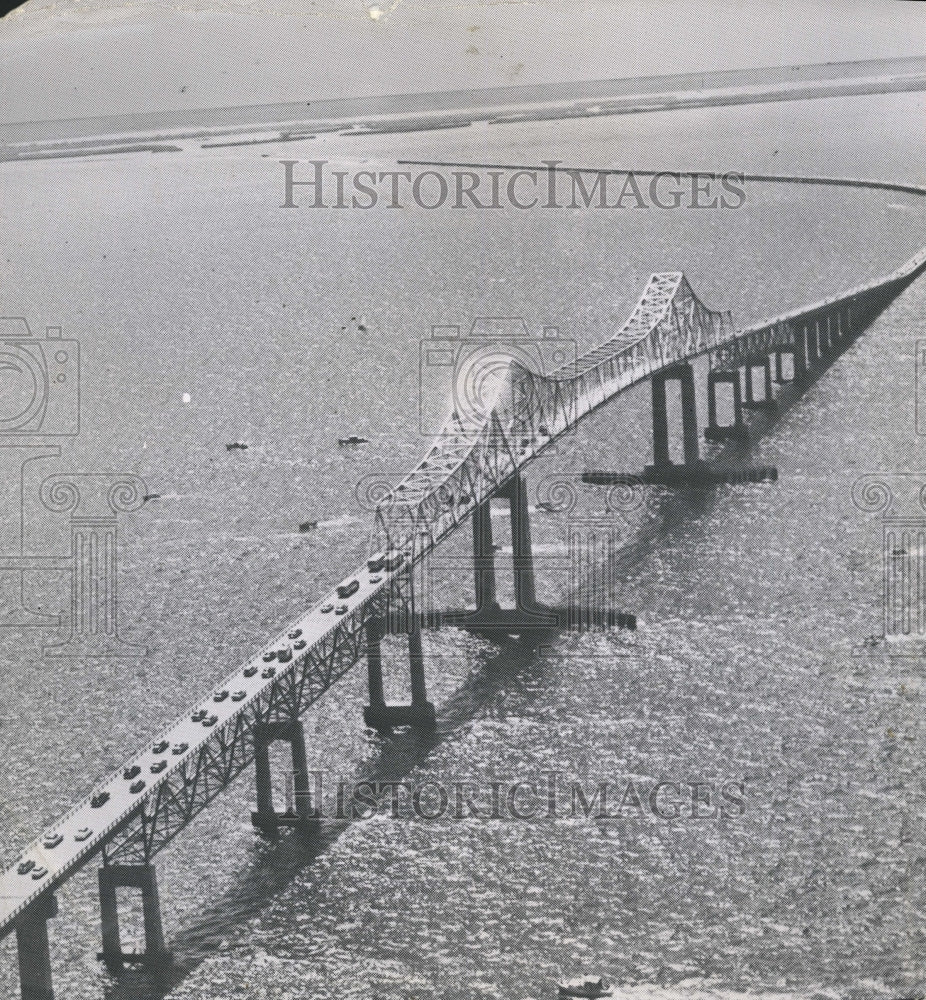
top-left (2, 55), bottom-right (925, 164)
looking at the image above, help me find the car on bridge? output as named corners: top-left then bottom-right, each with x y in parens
top-left (336, 579), bottom-right (360, 599)
top-left (42, 833), bottom-right (63, 850)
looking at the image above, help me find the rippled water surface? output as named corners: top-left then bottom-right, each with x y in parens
top-left (0, 93), bottom-right (924, 999)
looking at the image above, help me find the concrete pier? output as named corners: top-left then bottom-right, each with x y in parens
top-left (15, 894), bottom-right (57, 1000)
top-left (251, 720), bottom-right (319, 833)
top-left (705, 369), bottom-right (749, 442)
top-left (97, 864), bottom-right (169, 974)
top-left (471, 495), bottom-right (499, 612)
top-left (742, 356), bottom-right (776, 411)
top-left (364, 572), bottom-right (436, 733)
top-left (650, 363), bottom-right (699, 467)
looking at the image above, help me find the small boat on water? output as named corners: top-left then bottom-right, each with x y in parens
top-left (558, 976), bottom-right (612, 999)
top-left (338, 435), bottom-right (369, 446)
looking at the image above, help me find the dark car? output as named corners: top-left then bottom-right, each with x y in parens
top-left (171, 742), bottom-right (189, 755)
top-left (293, 639), bottom-right (307, 650)
top-left (320, 603), bottom-right (334, 613)
top-left (335, 604), bottom-right (349, 615)
top-left (277, 648), bottom-right (292, 663)
top-left (262, 650), bottom-right (276, 662)
top-left (90, 791), bottom-right (110, 808)
top-left (129, 780), bottom-right (146, 794)
top-left (17, 859), bottom-right (35, 875)
top-left (202, 715), bottom-right (218, 727)
top-left (31, 866), bottom-right (48, 881)
top-left (261, 666), bottom-right (276, 679)
top-left (243, 666), bottom-right (258, 678)
top-left (123, 766), bottom-right (141, 780)
top-left (287, 628), bottom-right (302, 639)
top-left (213, 690), bottom-right (229, 702)
top-left (231, 690), bottom-right (246, 701)
top-left (74, 828), bottom-right (93, 842)
top-left (191, 709), bottom-right (207, 722)
top-left (152, 740), bottom-right (169, 754)
top-left (150, 760), bottom-right (167, 774)
top-left (336, 579), bottom-right (360, 599)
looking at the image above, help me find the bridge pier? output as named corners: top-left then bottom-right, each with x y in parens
top-left (806, 319), bottom-right (821, 368)
top-left (704, 369), bottom-right (748, 442)
top-left (97, 864), bottom-right (170, 975)
top-left (650, 363), bottom-right (699, 469)
top-left (742, 357), bottom-right (776, 411)
top-left (364, 569), bottom-right (436, 733)
top-left (415, 470), bottom-right (637, 640)
top-left (472, 494), bottom-right (499, 613)
top-left (789, 331), bottom-right (811, 385)
top-left (15, 894), bottom-right (57, 1000)
top-left (251, 720), bottom-right (320, 833)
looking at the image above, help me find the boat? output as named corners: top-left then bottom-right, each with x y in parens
top-left (558, 976), bottom-right (613, 998)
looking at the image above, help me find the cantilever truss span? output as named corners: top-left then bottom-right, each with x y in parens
top-left (2, 248), bottom-right (925, 947)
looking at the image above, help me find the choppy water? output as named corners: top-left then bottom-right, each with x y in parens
top-left (0, 93), bottom-right (924, 999)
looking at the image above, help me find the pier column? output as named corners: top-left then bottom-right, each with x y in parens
top-left (743, 357), bottom-right (776, 411)
top-left (365, 616), bottom-right (386, 708)
top-left (471, 496), bottom-right (498, 611)
top-left (15, 894), bottom-right (57, 1000)
top-left (807, 320), bottom-right (820, 367)
top-left (506, 471), bottom-right (537, 611)
top-left (790, 329), bottom-right (810, 385)
top-left (705, 370), bottom-right (747, 442)
top-left (650, 364), bottom-right (698, 467)
top-left (773, 350), bottom-right (785, 384)
top-left (97, 864), bottom-right (169, 974)
top-left (651, 372), bottom-right (671, 467)
top-left (364, 570), bottom-right (436, 733)
top-left (251, 721), bottom-right (318, 832)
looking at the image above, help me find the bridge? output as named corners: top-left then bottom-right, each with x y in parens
top-left (3, 244), bottom-right (926, 999)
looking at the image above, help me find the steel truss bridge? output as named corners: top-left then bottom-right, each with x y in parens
top-left (3, 245), bottom-right (926, 999)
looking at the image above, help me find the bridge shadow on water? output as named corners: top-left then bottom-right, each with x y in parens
top-left (101, 640), bottom-right (549, 999)
top-left (102, 332), bottom-right (857, 1000)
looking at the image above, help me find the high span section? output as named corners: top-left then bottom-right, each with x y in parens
top-left (2, 245), bottom-right (926, 999)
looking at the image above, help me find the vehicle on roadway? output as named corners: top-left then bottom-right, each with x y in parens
top-left (336, 579), bottom-right (360, 599)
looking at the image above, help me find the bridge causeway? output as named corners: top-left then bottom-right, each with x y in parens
top-left (3, 245), bottom-right (925, 999)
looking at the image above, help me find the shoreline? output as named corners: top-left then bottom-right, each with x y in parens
top-left (2, 56), bottom-right (925, 165)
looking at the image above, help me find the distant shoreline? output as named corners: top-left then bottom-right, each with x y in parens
top-left (2, 54), bottom-right (925, 165)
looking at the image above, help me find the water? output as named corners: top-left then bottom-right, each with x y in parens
top-left (0, 93), bottom-right (924, 999)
